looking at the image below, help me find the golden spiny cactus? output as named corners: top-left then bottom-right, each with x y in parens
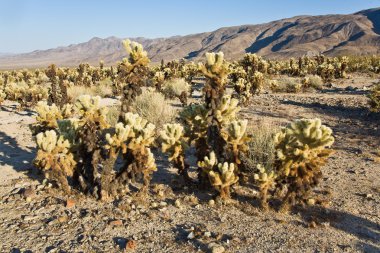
top-left (74, 95), bottom-right (109, 129)
top-left (254, 164), bottom-right (276, 209)
top-left (214, 95), bottom-right (240, 126)
top-left (34, 101), bottom-right (63, 131)
top-left (123, 39), bottom-right (150, 67)
top-left (198, 151), bottom-right (239, 199)
top-left (0, 89), bottom-right (6, 105)
top-left (199, 52), bottom-right (229, 86)
top-left (221, 119), bottom-right (250, 164)
top-left (209, 161), bottom-right (239, 199)
top-left (274, 118), bottom-right (334, 208)
top-left (160, 123), bottom-right (189, 177)
top-left (368, 82), bottom-right (380, 112)
top-left (34, 130), bottom-right (76, 193)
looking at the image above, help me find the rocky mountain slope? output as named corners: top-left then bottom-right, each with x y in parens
top-left (0, 7), bottom-right (379, 69)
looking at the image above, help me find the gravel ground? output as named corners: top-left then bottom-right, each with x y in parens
top-left (0, 75), bottom-right (379, 253)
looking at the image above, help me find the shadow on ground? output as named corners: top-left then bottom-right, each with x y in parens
top-left (297, 205), bottom-right (380, 248)
top-left (0, 130), bottom-right (35, 173)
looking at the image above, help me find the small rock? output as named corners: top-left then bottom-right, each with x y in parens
top-left (187, 232), bottom-right (195, 240)
top-left (208, 199), bottom-right (215, 207)
top-left (126, 240), bottom-right (137, 250)
top-left (23, 215), bottom-right (38, 221)
top-left (159, 201), bottom-right (167, 207)
top-left (309, 221), bottom-right (317, 228)
top-left (208, 242), bottom-right (225, 253)
top-left (109, 219), bottom-right (123, 226)
top-left (23, 187), bottom-right (35, 202)
top-left (366, 193), bottom-right (373, 199)
top-left (307, 198), bottom-right (315, 206)
top-left (66, 199), bottom-right (75, 208)
top-left (57, 215), bottom-right (68, 223)
top-left (345, 86), bottom-right (356, 91)
top-left (151, 202), bottom-right (158, 208)
top-left (174, 199), bottom-right (181, 208)
top-left (204, 231), bottom-right (212, 237)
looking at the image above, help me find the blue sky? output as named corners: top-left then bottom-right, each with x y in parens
top-left (1, 0), bottom-right (379, 53)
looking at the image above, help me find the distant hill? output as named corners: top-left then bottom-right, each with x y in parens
top-left (0, 7), bottom-right (379, 69)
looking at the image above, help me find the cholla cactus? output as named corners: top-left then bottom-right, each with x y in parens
top-left (74, 95), bottom-right (109, 129)
top-left (199, 52), bottom-right (229, 86)
top-left (45, 64), bottom-right (69, 107)
top-left (250, 71), bottom-right (264, 94)
top-left (214, 95), bottom-right (239, 125)
top-left (34, 130), bottom-right (76, 193)
top-left (0, 89), bottom-right (5, 105)
top-left (118, 40), bottom-right (150, 116)
top-left (221, 119), bottom-right (250, 164)
top-left (104, 112), bottom-right (157, 191)
top-left (123, 39), bottom-right (150, 67)
top-left (208, 162), bottom-right (239, 199)
top-left (274, 118), bottom-right (334, 208)
top-left (254, 164), bottom-right (276, 209)
top-left (31, 101), bottom-right (63, 135)
top-left (160, 123), bottom-right (189, 177)
top-left (368, 82), bottom-right (380, 112)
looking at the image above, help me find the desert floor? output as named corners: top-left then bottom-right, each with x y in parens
top-left (0, 74), bottom-right (379, 253)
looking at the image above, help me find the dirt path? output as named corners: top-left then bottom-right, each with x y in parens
top-left (0, 81), bottom-right (379, 252)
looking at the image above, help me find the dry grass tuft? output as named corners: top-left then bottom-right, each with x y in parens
top-left (132, 88), bottom-right (176, 131)
top-left (162, 78), bottom-right (190, 98)
top-left (67, 83), bottom-right (113, 102)
top-left (241, 119), bottom-right (280, 172)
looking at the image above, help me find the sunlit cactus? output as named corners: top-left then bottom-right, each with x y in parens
top-left (253, 164), bottom-right (277, 209)
top-left (368, 82), bottom-right (380, 112)
top-left (199, 52), bottom-right (230, 86)
top-left (160, 123), bottom-right (189, 178)
top-left (274, 118), bottom-right (335, 209)
top-left (221, 119), bottom-right (250, 164)
top-left (32, 101), bottom-right (63, 134)
top-left (118, 40), bottom-right (151, 116)
top-left (74, 95), bottom-right (109, 129)
top-left (34, 130), bottom-right (76, 193)
top-left (206, 159), bottom-right (239, 199)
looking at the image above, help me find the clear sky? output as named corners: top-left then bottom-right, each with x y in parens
top-left (1, 0), bottom-right (379, 53)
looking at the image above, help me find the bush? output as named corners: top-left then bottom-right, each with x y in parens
top-left (270, 77), bottom-right (302, 93)
top-left (241, 120), bottom-right (279, 173)
top-left (303, 75), bottom-right (323, 90)
top-left (132, 88), bottom-right (176, 132)
top-left (162, 78), bottom-right (190, 98)
top-left (67, 83), bottom-right (112, 102)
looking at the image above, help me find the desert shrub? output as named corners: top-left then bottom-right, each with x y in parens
top-left (162, 78), bottom-right (190, 98)
top-left (106, 105), bottom-right (121, 126)
top-left (270, 77), bottom-right (303, 93)
top-left (67, 84), bottom-right (112, 102)
top-left (302, 75), bottom-right (323, 90)
top-left (132, 88), bottom-right (176, 132)
top-left (241, 120), bottom-right (279, 173)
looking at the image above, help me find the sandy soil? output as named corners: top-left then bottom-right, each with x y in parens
top-left (0, 75), bottom-right (379, 253)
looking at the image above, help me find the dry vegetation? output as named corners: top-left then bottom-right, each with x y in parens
top-left (0, 41), bottom-right (379, 252)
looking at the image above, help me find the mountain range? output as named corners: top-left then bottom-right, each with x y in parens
top-left (0, 7), bottom-right (379, 69)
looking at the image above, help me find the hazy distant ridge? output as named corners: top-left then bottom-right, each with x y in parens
top-left (0, 7), bottom-right (379, 69)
